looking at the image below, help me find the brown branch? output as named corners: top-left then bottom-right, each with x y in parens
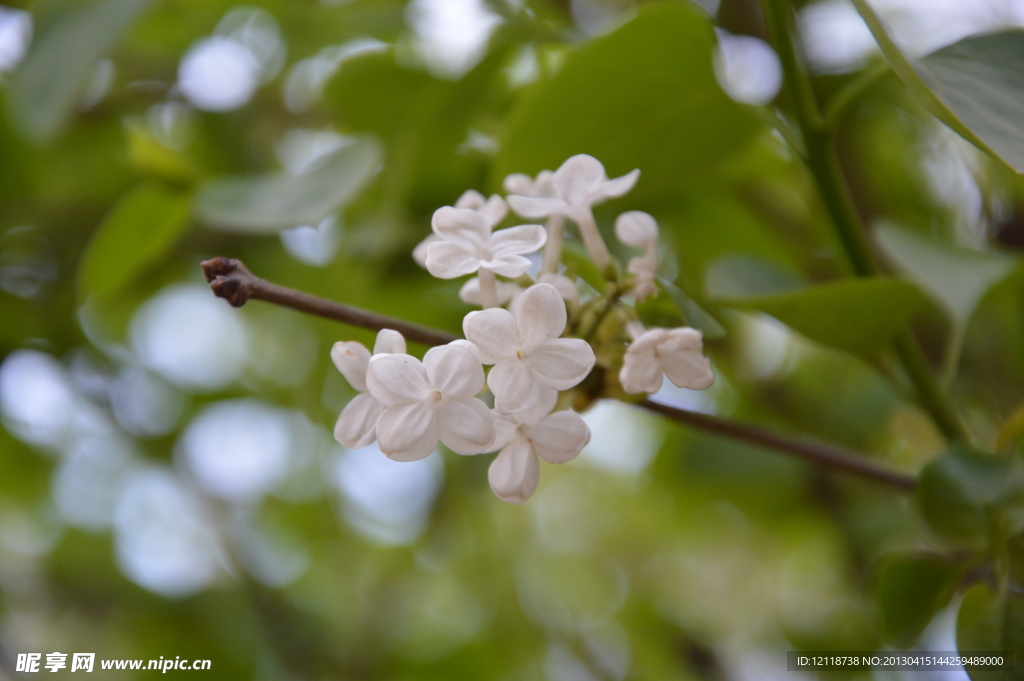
top-left (201, 256), bottom-right (917, 492)
top-left (640, 400), bottom-right (917, 491)
top-left (200, 257), bottom-right (460, 347)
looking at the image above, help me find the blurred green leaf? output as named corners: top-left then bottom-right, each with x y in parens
top-left (875, 224), bottom-right (1018, 329)
top-left (76, 182), bottom-right (191, 303)
top-left (917, 445), bottom-right (1024, 549)
top-left (495, 2), bottom-right (762, 206)
top-left (709, 274), bottom-right (924, 359)
top-left (999, 403), bottom-right (1024, 454)
top-left (851, 0), bottom-right (1024, 172)
top-left (8, 0), bottom-right (153, 143)
top-left (657, 278), bottom-right (725, 339)
top-left (194, 138), bottom-right (381, 233)
top-left (876, 553), bottom-right (963, 648)
top-left (956, 584), bottom-right (1024, 681)
top-left (704, 254), bottom-right (804, 299)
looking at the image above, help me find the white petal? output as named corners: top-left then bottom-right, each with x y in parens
top-left (528, 411), bottom-right (590, 464)
top-left (425, 240), bottom-right (481, 279)
top-left (489, 410), bottom-right (519, 451)
top-left (423, 343), bottom-right (485, 397)
top-left (412, 234), bottom-right (439, 268)
top-left (463, 308), bottom-right (520, 364)
top-left (629, 327), bottom-right (670, 354)
top-left (539, 273), bottom-right (580, 305)
top-left (365, 353), bottom-right (430, 405)
top-left (503, 173), bottom-right (535, 195)
top-left (488, 358), bottom-right (545, 414)
top-left (437, 396), bottom-right (495, 455)
top-left (481, 195), bottom-right (508, 228)
top-left (479, 253), bottom-right (533, 278)
top-left (455, 189), bottom-right (486, 210)
top-left (448, 338), bottom-right (482, 362)
top-left (376, 402), bottom-right (439, 461)
top-left (514, 283), bottom-right (567, 350)
top-left (619, 349), bottom-right (663, 394)
top-left (431, 206), bottom-right (490, 246)
top-left (333, 393), bottom-right (382, 449)
top-left (510, 385), bottom-right (558, 426)
top-left (507, 195), bottom-right (569, 219)
top-left (659, 330), bottom-right (715, 390)
top-left (591, 168), bottom-right (640, 203)
top-left (489, 224), bottom-right (547, 258)
top-left (614, 210), bottom-right (658, 247)
top-left (553, 154), bottom-right (607, 206)
top-left (373, 329), bottom-right (406, 355)
top-left (527, 338), bottom-right (596, 390)
top-left (488, 436), bottom-right (539, 504)
top-left (459, 278), bottom-right (522, 306)
top-left (330, 341), bottom-right (370, 392)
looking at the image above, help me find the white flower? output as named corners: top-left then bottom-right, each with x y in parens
top-left (503, 170), bottom-right (556, 198)
top-left (615, 211), bottom-right (659, 301)
top-left (486, 390), bottom-right (591, 504)
top-left (538, 273), bottom-right (580, 306)
top-left (463, 283), bottom-right (595, 414)
top-left (366, 343), bottom-right (494, 461)
top-left (425, 206), bottom-right (546, 279)
top-left (619, 326), bottom-right (714, 395)
top-left (506, 154), bottom-right (639, 222)
top-left (413, 190), bottom-right (509, 269)
top-left (459, 277), bottom-right (524, 307)
top-left (331, 329), bottom-right (406, 449)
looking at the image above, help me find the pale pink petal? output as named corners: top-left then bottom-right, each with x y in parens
top-left (423, 343), bottom-right (485, 397)
top-left (479, 253), bottom-right (533, 278)
top-left (528, 411), bottom-right (590, 464)
top-left (376, 402), bottom-right (439, 461)
top-left (665, 327), bottom-right (704, 350)
top-left (333, 393), bottom-right (382, 449)
top-left (331, 341), bottom-right (370, 392)
top-left (507, 195), bottom-right (569, 219)
top-left (455, 189), bottom-right (486, 210)
top-left (660, 340), bottom-right (715, 390)
top-left (527, 338), bottom-right (595, 390)
top-left (629, 328), bottom-right (669, 354)
top-left (614, 210), bottom-right (658, 247)
top-left (373, 329), bottom-right (406, 355)
top-left (553, 154), bottom-right (607, 206)
top-left (481, 195), bottom-right (508, 228)
top-left (539, 273), bottom-right (580, 305)
top-left (489, 224), bottom-right (547, 258)
top-left (619, 349), bottom-right (663, 394)
top-left (437, 396), bottom-right (495, 455)
top-left (425, 240), bottom-right (481, 279)
top-left (488, 437), bottom-right (539, 504)
top-left (431, 206), bottom-right (490, 246)
top-left (412, 234), bottom-right (439, 268)
top-left (463, 308), bottom-right (520, 364)
top-left (488, 358), bottom-right (545, 414)
top-left (590, 168), bottom-right (640, 203)
top-left (365, 354), bottom-right (430, 405)
top-left (514, 283), bottom-right (566, 350)
top-left (489, 410), bottom-right (519, 451)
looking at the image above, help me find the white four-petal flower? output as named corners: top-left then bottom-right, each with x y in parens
top-left (366, 343), bottom-right (495, 461)
top-left (413, 190), bottom-right (510, 268)
top-left (331, 329), bottom-right (406, 449)
top-left (619, 326), bottom-right (715, 395)
top-left (486, 390), bottom-right (591, 504)
top-left (464, 283), bottom-right (595, 414)
top-left (425, 206), bottom-right (546, 280)
top-left (506, 154), bottom-right (639, 223)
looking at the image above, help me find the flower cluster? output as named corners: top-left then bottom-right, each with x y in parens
top-left (332, 154), bottom-right (717, 503)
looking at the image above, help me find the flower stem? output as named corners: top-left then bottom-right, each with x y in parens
top-left (761, 0), bottom-right (968, 443)
top-left (477, 267), bottom-right (500, 309)
top-left (575, 207), bottom-right (615, 278)
top-left (542, 214), bottom-right (565, 275)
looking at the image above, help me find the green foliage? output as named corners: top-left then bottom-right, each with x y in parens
top-left (956, 585), bottom-right (1024, 681)
top-left (876, 553), bottom-right (964, 648)
top-left (495, 2), bottom-right (763, 206)
top-left (8, 0), bottom-right (153, 142)
top-left (194, 138), bottom-right (381, 232)
top-left (76, 182), bottom-right (192, 303)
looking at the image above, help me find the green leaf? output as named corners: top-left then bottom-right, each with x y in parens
top-left (875, 553), bottom-right (963, 649)
top-left (917, 444), bottom-right (1024, 549)
top-left (703, 254), bottom-right (804, 299)
top-left (8, 0), bottom-right (153, 143)
top-left (657, 278), bottom-right (725, 339)
top-left (708, 274), bottom-right (924, 359)
top-left (76, 183), bottom-right (192, 303)
top-left (850, 0), bottom-right (1024, 172)
top-left (194, 138), bottom-right (381, 233)
top-left (875, 224), bottom-right (1018, 330)
top-left (956, 585), bottom-right (1024, 681)
top-left (494, 2), bottom-right (762, 206)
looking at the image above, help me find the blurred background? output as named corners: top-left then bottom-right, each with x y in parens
top-left (1, 0), bottom-right (1024, 678)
